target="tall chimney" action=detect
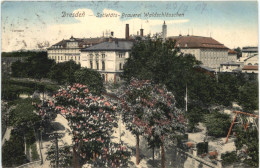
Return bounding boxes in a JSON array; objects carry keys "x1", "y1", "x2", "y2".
[
  {"x1": 111, "y1": 31, "x2": 114, "y2": 37},
  {"x1": 125, "y1": 24, "x2": 129, "y2": 39},
  {"x1": 140, "y1": 28, "x2": 144, "y2": 37}
]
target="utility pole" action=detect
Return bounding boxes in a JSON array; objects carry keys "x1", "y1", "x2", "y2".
[
  {"x1": 185, "y1": 84, "x2": 188, "y2": 112},
  {"x1": 54, "y1": 133, "x2": 59, "y2": 168}
]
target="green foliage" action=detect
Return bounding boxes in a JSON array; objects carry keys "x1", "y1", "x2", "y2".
[
  {"x1": 8, "y1": 98, "x2": 41, "y2": 127},
  {"x1": 46, "y1": 144, "x2": 73, "y2": 167},
  {"x1": 2, "y1": 79, "x2": 59, "y2": 101},
  {"x1": 196, "y1": 142, "x2": 208, "y2": 155},
  {"x1": 186, "y1": 105, "x2": 209, "y2": 132},
  {"x1": 2, "y1": 131, "x2": 28, "y2": 167},
  {"x1": 237, "y1": 81, "x2": 258, "y2": 113},
  {"x1": 221, "y1": 151, "x2": 239, "y2": 166},
  {"x1": 31, "y1": 143, "x2": 40, "y2": 161},
  {"x1": 234, "y1": 128, "x2": 259, "y2": 167},
  {"x1": 204, "y1": 111, "x2": 231, "y2": 138},
  {"x1": 74, "y1": 68, "x2": 104, "y2": 95},
  {"x1": 11, "y1": 52, "x2": 55, "y2": 79},
  {"x1": 48, "y1": 60, "x2": 81, "y2": 84},
  {"x1": 2, "y1": 51, "x2": 42, "y2": 57}
]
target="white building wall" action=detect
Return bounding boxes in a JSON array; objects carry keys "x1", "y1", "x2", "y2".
[{"x1": 81, "y1": 50, "x2": 130, "y2": 83}]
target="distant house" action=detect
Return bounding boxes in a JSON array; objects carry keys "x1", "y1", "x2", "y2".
[
  {"x1": 81, "y1": 39, "x2": 133, "y2": 83},
  {"x1": 168, "y1": 35, "x2": 229, "y2": 69},
  {"x1": 220, "y1": 61, "x2": 241, "y2": 72},
  {"x1": 242, "y1": 65, "x2": 258, "y2": 73}
]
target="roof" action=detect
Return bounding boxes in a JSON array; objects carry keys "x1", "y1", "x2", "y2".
[
  {"x1": 194, "y1": 65, "x2": 216, "y2": 72},
  {"x1": 228, "y1": 49, "x2": 237, "y2": 54},
  {"x1": 168, "y1": 35, "x2": 228, "y2": 49},
  {"x1": 220, "y1": 61, "x2": 240, "y2": 66},
  {"x1": 49, "y1": 36, "x2": 130, "y2": 49},
  {"x1": 242, "y1": 65, "x2": 258, "y2": 71},
  {"x1": 242, "y1": 47, "x2": 258, "y2": 52},
  {"x1": 81, "y1": 40, "x2": 134, "y2": 52}
]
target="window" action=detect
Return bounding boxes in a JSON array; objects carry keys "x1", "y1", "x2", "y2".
[
  {"x1": 248, "y1": 63, "x2": 252, "y2": 65},
  {"x1": 96, "y1": 61, "x2": 99, "y2": 70},
  {"x1": 61, "y1": 56, "x2": 63, "y2": 60},
  {"x1": 119, "y1": 63, "x2": 122, "y2": 70},
  {"x1": 102, "y1": 61, "x2": 105, "y2": 70},
  {"x1": 58, "y1": 56, "x2": 60, "y2": 60},
  {"x1": 79, "y1": 56, "x2": 80, "y2": 60},
  {"x1": 90, "y1": 61, "x2": 93, "y2": 69},
  {"x1": 102, "y1": 54, "x2": 105, "y2": 58}
]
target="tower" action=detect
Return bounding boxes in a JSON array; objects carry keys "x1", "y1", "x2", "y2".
[{"x1": 162, "y1": 21, "x2": 167, "y2": 42}]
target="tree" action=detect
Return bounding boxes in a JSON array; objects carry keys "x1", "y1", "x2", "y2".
[
  {"x1": 237, "y1": 81, "x2": 258, "y2": 113},
  {"x1": 119, "y1": 79, "x2": 186, "y2": 168},
  {"x1": 122, "y1": 39, "x2": 201, "y2": 109},
  {"x1": 37, "y1": 83, "x2": 130, "y2": 167},
  {"x1": 204, "y1": 110, "x2": 231, "y2": 138},
  {"x1": 74, "y1": 68, "x2": 104, "y2": 95},
  {"x1": 48, "y1": 60, "x2": 81, "y2": 85},
  {"x1": 234, "y1": 47, "x2": 242, "y2": 59},
  {"x1": 11, "y1": 52, "x2": 55, "y2": 79},
  {"x1": 234, "y1": 127, "x2": 258, "y2": 167}
]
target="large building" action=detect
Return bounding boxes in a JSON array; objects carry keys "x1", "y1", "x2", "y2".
[
  {"x1": 168, "y1": 35, "x2": 229, "y2": 69},
  {"x1": 47, "y1": 36, "x2": 116, "y2": 64},
  {"x1": 81, "y1": 39, "x2": 133, "y2": 83}
]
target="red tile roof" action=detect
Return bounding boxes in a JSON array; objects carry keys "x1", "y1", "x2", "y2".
[
  {"x1": 242, "y1": 65, "x2": 258, "y2": 70},
  {"x1": 228, "y1": 49, "x2": 237, "y2": 54},
  {"x1": 168, "y1": 36, "x2": 228, "y2": 49}
]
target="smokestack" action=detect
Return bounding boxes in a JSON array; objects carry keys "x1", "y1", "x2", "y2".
[
  {"x1": 111, "y1": 31, "x2": 114, "y2": 37},
  {"x1": 140, "y1": 28, "x2": 144, "y2": 37},
  {"x1": 125, "y1": 24, "x2": 129, "y2": 39}
]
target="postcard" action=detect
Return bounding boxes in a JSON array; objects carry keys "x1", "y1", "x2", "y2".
[{"x1": 1, "y1": 1, "x2": 258, "y2": 168}]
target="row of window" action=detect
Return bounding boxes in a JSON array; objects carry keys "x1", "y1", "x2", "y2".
[
  {"x1": 50, "y1": 56, "x2": 80, "y2": 61},
  {"x1": 89, "y1": 61, "x2": 105, "y2": 70},
  {"x1": 248, "y1": 63, "x2": 258, "y2": 65}
]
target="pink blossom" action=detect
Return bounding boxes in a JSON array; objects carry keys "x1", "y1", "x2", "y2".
[{"x1": 83, "y1": 138, "x2": 88, "y2": 142}]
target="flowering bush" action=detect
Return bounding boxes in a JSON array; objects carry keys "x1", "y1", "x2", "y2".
[
  {"x1": 119, "y1": 78, "x2": 186, "y2": 167},
  {"x1": 37, "y1": 83, "x2": 130, "y2": 167}
]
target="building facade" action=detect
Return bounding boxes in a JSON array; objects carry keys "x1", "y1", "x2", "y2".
[
  {"x1": 168, "y1": 35, "x2": 229, "y2": 69},
  {"x1": 47, "y1": 36, "x2": 115, "y2": 64},
  {"x1": 81, "y1": 40, "x2": 133, "y2": 83}
]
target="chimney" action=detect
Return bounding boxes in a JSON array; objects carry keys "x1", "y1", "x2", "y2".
[
  {"x1": 137, "y1": 31, "x2": 139, "y2": 36},
  {"x1": 125, "y1": 24, "x2": 129, "y2": 39},
  {"x1": 111, "y1": 31, "x2": 114, "y2": 37},
  {"x1": 140, "y1": 28, "x2": 144, "y2": 37}
]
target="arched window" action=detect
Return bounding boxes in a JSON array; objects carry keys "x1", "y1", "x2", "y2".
[
  {"x1": 254, "y1": 63, "x2": 258, "y2": 65},
  {"x1": 248, "y1": 63, "x2": 252, "y2": 65}
]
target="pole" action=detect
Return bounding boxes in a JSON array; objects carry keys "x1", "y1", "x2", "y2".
[
  {"x1": 185, "y1": 84, "x2": 188, "y2": 112},
  {"x1": 55, "y1": 134, "x2": 59, "y2": 168},
  {"x1": 225, "y1": 112, "x2": 238, "y2": 144}
]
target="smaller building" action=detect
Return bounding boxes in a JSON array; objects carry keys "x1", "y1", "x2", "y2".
[
  {"x1": 242, "y1": 65, "x2": 258, "y2": 73},
  {"x1": 241, "y1": 47, "x2": 258, "y2": 58},
  {"x1": 81, "y1": 39, "x2": 133, "y2": 83},
  {"x1": 227, "y1": 49, "x2": 237, "y2": 62},
  {"x1": 220, "y1": 61, "x2": 241, "y2": 72}
]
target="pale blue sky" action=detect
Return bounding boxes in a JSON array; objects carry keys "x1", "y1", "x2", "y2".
[{"x1": 1, "y1": 1, "x2": 258, "y2": 51}]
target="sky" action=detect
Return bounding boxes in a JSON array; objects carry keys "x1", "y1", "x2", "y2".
[{"x1": 1, "y1": 1, "x2": 258, "y2": 52}]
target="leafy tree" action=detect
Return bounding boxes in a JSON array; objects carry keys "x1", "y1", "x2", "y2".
[
  {"x1": 2, "y1": 131, "x2": 28, "y2": 167},
  {"x1": 48, "y1": 60, "x2": 81, "y2": 85},
  {"x1": 38, "y1": 83, "x2": 130, "y2": 167},
  {"x1": 234, "y1": 47, "x2": 242, "y2": 59},
  {"x1": 74, "y1": 68, "x2": 104, "y2": 95},
  {"x1": 119, "y1": 79, "x2": 186, "y2": 168},
  {"x1": 11, "y1": 52, "x2": 55, "y2": 79},
  {"x1": 203, "y1": 111, "x2": 231, "y2": 138},
  {"x1": 237, "y1": 82, "x2": 258, "y2": 113},
  {"x1": 234, "y1": 128, "x2": 258, "y2": 167}
]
